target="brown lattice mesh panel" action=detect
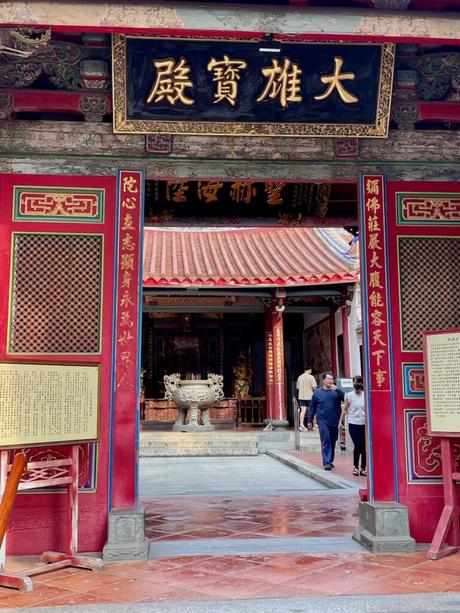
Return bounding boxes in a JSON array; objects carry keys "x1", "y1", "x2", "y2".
[
  {"x1": 399, "y1": 237, "x2": 460, "y2": 351},
  {"x1": 9, "y1": 234, "x2": 103, "y2": 353}
]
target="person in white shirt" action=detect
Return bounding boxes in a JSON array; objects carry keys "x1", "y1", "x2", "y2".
[
  {"x1": 340, "y1": 375, "x2": 366, "y2": 476},
  {"x1": 296, "y1": 367, "x2": 317, "y2": 432}
]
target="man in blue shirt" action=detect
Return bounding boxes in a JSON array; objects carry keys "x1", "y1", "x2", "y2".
[{"x1": 307, "y1": 372, "x2": 344, "y2": 470}]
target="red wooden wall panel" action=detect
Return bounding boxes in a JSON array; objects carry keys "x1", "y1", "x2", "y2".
[{"x1": 0, "y1": 173, "x2": 117, "y2": 554}]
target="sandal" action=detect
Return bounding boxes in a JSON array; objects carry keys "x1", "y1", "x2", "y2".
[
  {"x1": 360, "y1": 469, "x2": 367, "y2": 477},
  {"x1": 353, "y1": 467, "x2": 359, "y2": 476}
]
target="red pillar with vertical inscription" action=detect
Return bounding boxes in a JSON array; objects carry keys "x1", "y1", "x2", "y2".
[
  {"x1": 271, "y1": 309, "x2": 288, "y2": 428},
  {"x1": 264, "y1": 306, "x2": 275, "y2": 424},
  {"x1": 111, "y1": 170, "x2": 144, "y2": 510},
  {"x1": 329, "y1": 311, "x2": 338, "y2": 377},
  {"x1": 359, "y1": 174, "x2": 396, "y2": 502},
  {"x1": 341, "y1": 305, "x2": 352, "y2": 377}
]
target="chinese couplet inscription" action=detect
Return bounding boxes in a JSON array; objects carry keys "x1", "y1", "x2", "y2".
[
  {"x1": 362, "y1": 175, "x2": 391, "y2": 392},
  {"x1": 114, "y1": 171, "x2": 143, "y2": 394}
]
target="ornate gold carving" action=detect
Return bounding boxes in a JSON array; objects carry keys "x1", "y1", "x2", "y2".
[
  {"x1": 79, "y1": 94, "x2": 110, "y2": 122},
  {"x1": 112, "y1": 35, "x2": 395, "y2": 138},
  {"x1": 402, "y1": 197, "x2": 460, "y2": 223},
  {"x1": 18, "y1": 191, "x2": 100, "y2": 218}
]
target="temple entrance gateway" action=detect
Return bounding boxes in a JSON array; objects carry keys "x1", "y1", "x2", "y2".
[
  {"x1": 139, "y1": 223, "x2": 360, "y2": 433},
  {"x1": 0, "y1": 12, "x2": 458, "y2": 562}
]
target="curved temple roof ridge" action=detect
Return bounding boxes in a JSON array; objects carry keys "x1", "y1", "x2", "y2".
[{"x1": 143, "y1": 226, "x2": 359, "y2": 288}]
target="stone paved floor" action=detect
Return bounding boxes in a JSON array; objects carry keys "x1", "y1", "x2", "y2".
[
  {"x1": 144, "y1": 492, "x2": 359, "y2": 541},
  {"x1": 2, "y1": 549, "x2": 460, "y2": 608},
  {"x1": 288, "y1": 448, "x2": 367, "y2": 485},
  {"x1": 1, "y1": 453, "x2": 459, "y2": 609},
  {"x1": 140, "y1": 455, "x2": 328, "y2": 498}
]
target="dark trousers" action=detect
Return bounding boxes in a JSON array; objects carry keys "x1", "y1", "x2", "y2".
[
  {"x1": 318, "y1": 421, "x2": 339, "y2": 466},
  {"x1": 349, "y1": 423, "x2": 366, "y2": 469}
]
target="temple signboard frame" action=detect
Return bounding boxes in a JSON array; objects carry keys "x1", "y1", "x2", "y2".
[
  {"x1": 112, "y1": 34, "x2": 395, "y2": 138},
  {"x1": 423, "y1": 328, "x2": 460, "y2": 560},
  {"x1": 423, "y1": 328, "x2": 460, "y2": 438},
  {"x1": 0, "y1": 361, "x2": 100, "y2": 449}
]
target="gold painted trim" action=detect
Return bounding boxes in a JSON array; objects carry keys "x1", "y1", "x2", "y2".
[
  {"x1": 395, "y1": 190, "x2": 460, "y2": 226},
  {"x1": 7, "y1": 231, "x2": 105, "y2": 356},
  {"x1": 12, "y1": 185, "x2": 106, "y2": 224},
  {"x1": 112, "y1": 34, "x2": 395, "y2": 139}
]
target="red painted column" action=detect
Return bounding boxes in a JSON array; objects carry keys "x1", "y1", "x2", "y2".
[
  {"x1": 264, "y1": 306, "x2": 275, "y2": 423},
  {"x1": 341, "y1": 305, "x2": 352, "y2": 377},
  {"x1": 271, "y1": 308, "x2": 288, "y2": 428},
  {"x1": 111, "y1": 170, "x2": 144, "y2": 510},
  {"x1": 360, "y1": 174, "x2": 396, "y2": 502},
  {"x1": 329, "y1": 311, "x2": 338, "y2": 376}
]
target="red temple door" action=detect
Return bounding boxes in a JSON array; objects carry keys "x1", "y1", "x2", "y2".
[
  {"x1": 360, "y1": 175, "x2": 460, "y2": 545},
  {"x1": 0, "y1": 172, "x2": 143, "y2": 554}
]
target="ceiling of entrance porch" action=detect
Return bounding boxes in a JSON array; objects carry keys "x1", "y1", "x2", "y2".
[{"x1": 143, "y1": 226, "x2": 358, "y2": 288}]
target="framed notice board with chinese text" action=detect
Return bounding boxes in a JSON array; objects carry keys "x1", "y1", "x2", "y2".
[
  {"x1": 112, "y1": 35, "x2": 395, "y2": 138},
  {"x1": 0, "y1": 361, "x2": 100, "y2": 449},
  {"x1": 423, "y1": 329, "x2": 460, "y2": 437}
]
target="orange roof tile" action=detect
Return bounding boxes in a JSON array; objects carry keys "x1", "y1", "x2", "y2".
[{"x1": 143, "y1": 227, "x2": 358, "y2": 287}]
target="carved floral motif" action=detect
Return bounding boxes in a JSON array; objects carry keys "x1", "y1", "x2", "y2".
[
  {"x1": 406, "y1": 411, "x2": 460, "y2": 481},
  {"x1": 17, "y1": 189, "x2": 102, "y2": 220},
  {"x1": 79, "y1": 94, "x2": 110, "y2": 122}
]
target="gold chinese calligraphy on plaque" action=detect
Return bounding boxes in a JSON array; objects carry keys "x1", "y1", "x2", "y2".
[{"x1": 113, "y1": 35, "x2": 395, "y2": 138}]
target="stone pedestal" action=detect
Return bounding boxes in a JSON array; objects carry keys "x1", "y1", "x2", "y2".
[
  {"x1": 258, "y1": 429, "x2": 293, "y2": 452},
  {"x1": 103, "y1": 508, "x2": 149, "y2": 561},
  {"x1": 172, "y1": 423, "x2": 214, "y2": 432},
  {"x1": 353, "y1": 501, "x2": 416, "y2": 553},
  {"x1": 263, "y1": 418, "x2": 289, "y2": 430}
]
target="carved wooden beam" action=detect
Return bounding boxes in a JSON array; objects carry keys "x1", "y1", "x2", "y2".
[{"x1": 0, "y1": 89, "x2": 111, "y2": 121}]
